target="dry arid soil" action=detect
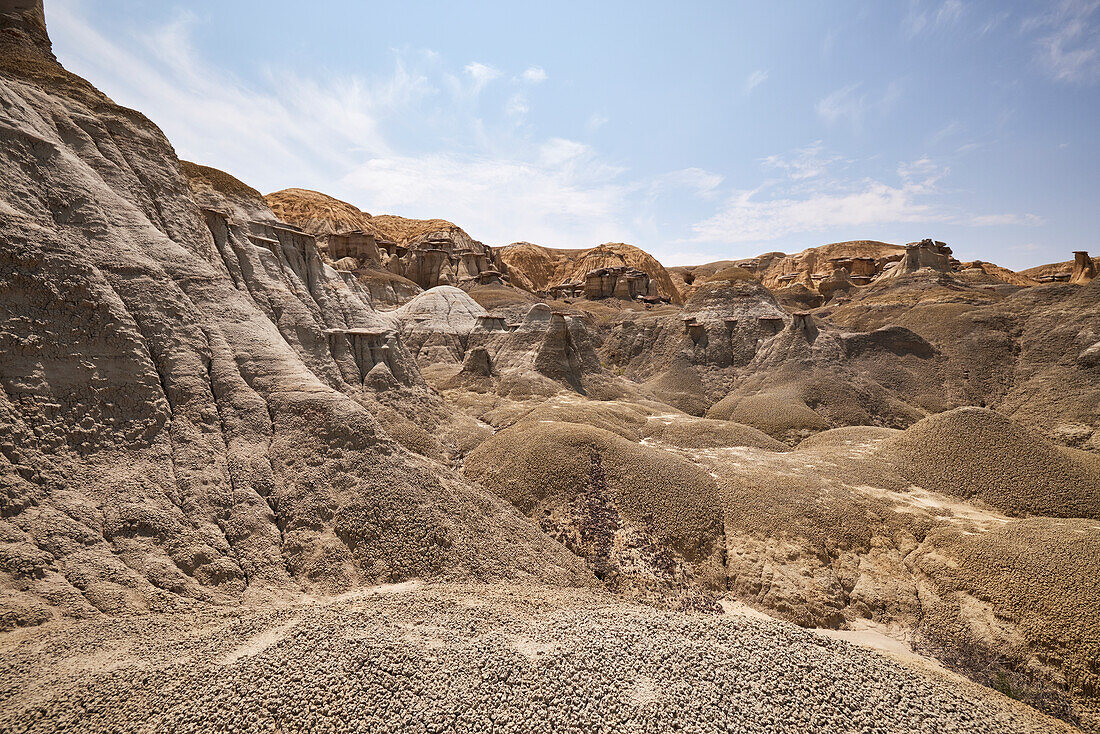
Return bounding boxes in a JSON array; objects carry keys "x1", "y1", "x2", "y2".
[{"x1": 1, "y1": 2, "x2": 1099, "y2": 733}]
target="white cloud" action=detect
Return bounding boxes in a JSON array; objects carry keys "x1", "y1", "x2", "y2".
[
  {"x1": 46, "y1": 0, "x2": 650, "y2": 249},
  {"x1": 1024, "y1": 0, "x2": 1100, "y2": 83},
  {"x1": 897, "y1": 156, "x2": 948, "y2": 193},
  {"x1": 339, "y1": 150, "x2": 630, "y2": 247},
  {"x1": 48, "y1": 2, "x2": 412, "y2": 181},
  {"x1": 692, "y1": 183, "x2": 937, "y2": 244},
  {"x1": 464, "y1": 61, "x2": 502, "y2": 93},
  {"x1": 649, "y1": 168, "x2": 724, "y2": 200},
  {"x1": 505, "y1": 93, "x2": 529, "y2": 120},
  {"x1": 745, "y1": 69, "x2": 769, "y2": 93},
  {"x1": 521, "y1": 66, "x2": 548, "y2": 83},
  {"x1": 687, "y1": 144, "x2": 1039, "y2": 245}
]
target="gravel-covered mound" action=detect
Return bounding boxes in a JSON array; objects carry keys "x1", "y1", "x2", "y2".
[
  {"x1": 884, "y1": 407, "x2": 1100, "y2": 518},
  {"x1": 915, "y1": 517, "x2": 1100, "y2": 719},
  {"x1": 464, "y1": 421, "x2": 725, "y2": 602},
  {"x1": 465, "y1": 421, "x2": 721, "y2": 555},
  {"x1": 794, "y1": 425, "x2": 902, "y2": 450},
  {"x1": 483, "y1": 397, "x2": 654, "y2": 440},
  {"x1": 642, "y1": 415, "x2": 788, "y2": 451},
  {"x1": 0, "y1": 584, "x2": 1072, "y2": 734},
  {"x1": 707, "y1": 387, "x2": 832, "y2": 443}
]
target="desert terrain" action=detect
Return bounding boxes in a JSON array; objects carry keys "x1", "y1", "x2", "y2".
[{"x1": 1, "y1": 2, "x2": 1099, "y2": 732}]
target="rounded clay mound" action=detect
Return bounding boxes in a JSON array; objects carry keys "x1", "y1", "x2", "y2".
[
  {"x1": 707, "y1": 388, "x2": 831, "y2": 444},
  {"x1": 884, "y1": 407, "x2": 1100, "y2": 519},
  {"x1": 508, "y1": 399, "x2": 653, "y2": 441},
  {"x1": 464, "y1": 420, "x2": 722, "y2": 561},
  {"x1": 795, "y1": 425, "x2": 901, "y2": 451},
  {"x1": 642, "y1": 416, "x2": 787, "y2": 451},
  {"x1": 394, "y1": 285, "x2": 488, "y2": 333}
]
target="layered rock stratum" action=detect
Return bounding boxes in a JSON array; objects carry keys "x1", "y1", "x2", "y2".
[{"x1": 2, "y1": 2, "x2": 1099, "y2": 732}]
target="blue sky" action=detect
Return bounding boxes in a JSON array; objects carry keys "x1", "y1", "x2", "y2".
[{"x1": 48, "y1": 0, "x2": 1100, "y2": 269}]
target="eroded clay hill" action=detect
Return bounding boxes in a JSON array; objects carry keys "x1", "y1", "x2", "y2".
[
  {"x1": 3, "y1": 2, "x2": 1100, "y2": 732},
  {"x1": 498, "y1": 241, "x2": 683, "y2": 304},
  {"x1": 0, "y1": 0, "x2": 591, "y2": 631},
  {"x1": 265, "y1": 187, "x2": 504, "y2": 299}
]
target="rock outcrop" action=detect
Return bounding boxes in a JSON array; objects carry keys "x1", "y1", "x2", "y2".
[
  {"x1": 499, "y1": 241, "x2": 682, "y2": 304},
  {"x1": 5, "y1": 3, "x2": 1100, "y2": 730},
  {"x1": 1021, "y1": 251, "x2": 1100, "y2": 284},
  {"x1": 874, "y1": 239, "x2": 956, "y2": 280},
  {"x1": 266, "y1": 188, "x2": 505, "y2": 294},
  {"x1": 1071, "y1": 250, "x2": 1097, "y2": 285},
  {"x1": 0, "y1": 2, "x2": 591, "y2": 629},
  {"x1": 671, "y1": 242, "x2": 905, "y2": 297}
]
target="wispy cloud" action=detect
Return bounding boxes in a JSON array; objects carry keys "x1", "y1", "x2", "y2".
[
  {"x1": 815, "y1": 82, "x2": 901, "y2": 130},
  {"x1": 745, "y1": 69, "x2": 769, "y2": 94},
  {"x1": 969, "y1": 213, "x2": 1044, "y2": 226},
  {"x1": 47, "y1": 1, "x2": 651, "y2": 249},
  {"x1": 505, "y1": 93, "x2": 529, "y2": 120},
  {"x1": 691, "y1": 183, "x2": 937, "y2": 244},
  {"x1": 926, "y1": 120, "x2": 962, "y2": 146},
  {"x1": 688, "y1": 144, "x2": 1041, "y2": 245},
  {"x1": 464, "y1": 61, "x2": 502, "y2": 93},
  {"x1": 585, "y1": 112, "x2": 609, "y2": 132},
  {"x1": 762, "y1": 141, "x2": 843, "y2": 181},
  {"x1": 1023, "y1": 0, "x2": 1100, "y2": 83},
  {"x1": 904, "y1": 0, "x2": 964, "y2": 36},
  {"x1": 521, "y1": 66, "x2": 548, "y2": 83},
  {"x1": 340, "y1": 144, "x2": 632, "y2": 247}
]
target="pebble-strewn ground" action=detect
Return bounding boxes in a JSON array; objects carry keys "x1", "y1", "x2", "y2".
[{"x1": 0, "y1": 583, "x2": 1072, "y2": 734}]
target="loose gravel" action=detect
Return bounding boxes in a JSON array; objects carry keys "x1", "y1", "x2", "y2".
[{"x1": 0, "y1": 583, "x2": 1071, "y2": 734}]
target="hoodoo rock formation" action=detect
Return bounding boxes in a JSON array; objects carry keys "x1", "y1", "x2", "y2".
[
  {"x1": 3, "y1": 3, "x2": 1100, "y2": 732},
  {"x1": 1072, "y1": 250, "x2": 1097, "y2": 285},
  {"x1": 875, "y1": 238, "x2": 957, "y2": 279}
]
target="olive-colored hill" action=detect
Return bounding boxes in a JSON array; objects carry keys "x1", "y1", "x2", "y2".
[
  {"x1": 883, "y1": 407, "x2": 1100, "y2": 519},
  {"x1": 464, "y1": 419, "x2": 724, "y2": 606}
]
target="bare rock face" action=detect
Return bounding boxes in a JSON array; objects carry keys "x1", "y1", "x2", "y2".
[
  {"x1": 816, "y1": 266, "x2": 855, "y2": 300},
  {"x1": 460, "y1": 347, "x2": 494, "y2": 377},
  {"x1": 0, "y1": 6, "x2": 592, "y2": 629},
  {"x1": 673, "y1": 242, "x2": 904, "y2": 296},
  {"x1": 266, "y1": 188, "x2": 508, "y2": 296},
  {"x1": 389, "y1": 286, "x2": 489, "y2": 367},
  {"x1": 476, "y1": 305, "x2": 615, "y2": 398},
  {"x1": 600, "y1": 275, "x2": 790, "y2": 410},
  {"x1": 262, "y1": 187, "x2": 422, "y2": 306},
  {"x1": 499, "y1": 241, "x2": 682, "y2": 304},
  {"x1": 1022, "y1": 251, "x2": 1100, "y2": 284}
]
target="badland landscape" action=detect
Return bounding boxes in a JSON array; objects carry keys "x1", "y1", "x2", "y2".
[{"x1": 1, "y1": 1, "x2": 1099, "y2": 732}]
